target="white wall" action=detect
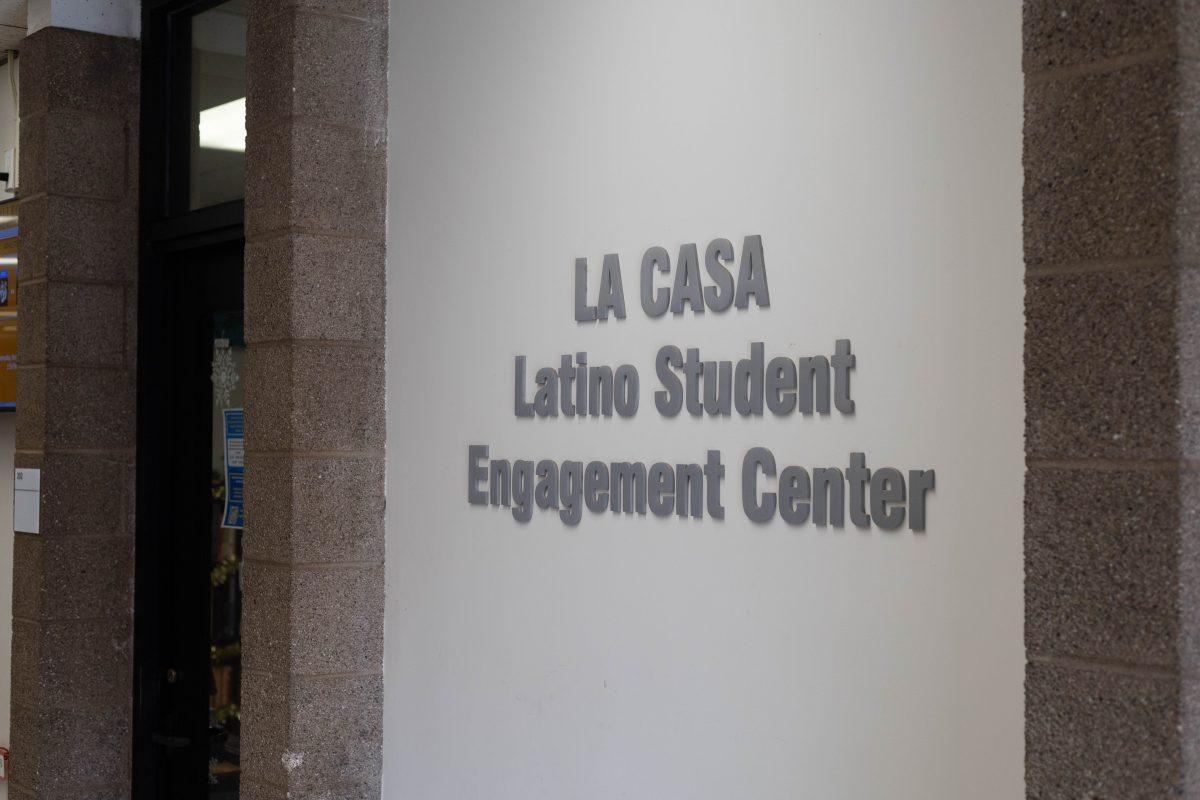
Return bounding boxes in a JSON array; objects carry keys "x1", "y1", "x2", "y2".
[
  {"x1": 27, "y1": 0, "x2": 140, "y2": 39},
  {"x1": 0, "y1": 48, "x2": 15, "y2": 800},
  {"x1": 0, "y1": 413, "x2": 13, "y2": 796},
  {"x1": 385, "y1": 2, "x2": 1023, "y2": 798},
  {"x1": 0, "y1": 58, "x2": 17, "y2": 202}
]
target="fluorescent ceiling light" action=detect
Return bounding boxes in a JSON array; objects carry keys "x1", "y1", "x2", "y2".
[
  {"x1": 199, "y1": 97, "x2": 246, "y2": 153},
  {"x1": 0, "y1": 257, "x2": 18, "y2": 266}
]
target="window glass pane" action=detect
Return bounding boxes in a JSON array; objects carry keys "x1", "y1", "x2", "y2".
[
  {"x1": 209, "y1": 310, "x2": 244, "y2": 795},
  {"x1": 190, "y1": 0, "x2": 247, "y2": 210},
  {"x1": 0, "y1": 199, "x2": 17, "y2": 410}
]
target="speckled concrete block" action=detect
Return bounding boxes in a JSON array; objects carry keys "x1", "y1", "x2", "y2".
[
  {"x1": 241, "y1": 672, "x2": 383, "y2": 795},
  {"x1": 16, "y1": 281, "x2": 127, "y2": 368},
  {"x1": 1026, "y1": 661, "x2": 1182, "y2": 798},
  {"x1": 237, "y1": 780, "x2": 290, "y2": 800},
  {"x1": 8, "y1": 701, "x2": 132, "y2": 794},
  {"x1": 245, "y1": 119, "x2": 386, "y2": 240},
  {"x1": 23, "y1": 617, "x2": 133, "y2": 711},
  {"x1": 1025, "y1": 267, "x2": 1178, "y2": 460},
  {"x1": 11, "y1": 536, "x2": 41, "y2": 621},
  {"x1": 1024, "y1": 0, "x2": 1176, "y2": 73},
  {"x1": 21, "y1": 366, "x2": 135, "y2": 452},
  {"x1": 1177, "y1": 474, "x2": 1200, "y2": 674},
  {"x1": 243, "y1": 3, "x2": 387, "y2": 795},
  {"x1": 1023, "y1": 1, "x2": 1200, "y2": 796},
  {"x1": 12, "y1": 534, "x2": 133, "y2": 622},
  {"x1": 1179, "y1": 62, "x2": 1200, "y2": 263},
  {"x1": 36, "y1": 451, "x2": 135, "y2": 540},
  {"x1": 18, "y1": 26, "x2": 138, "y2": 118},
  {"x1": 19, "y1": 111, "x2": 130, "y2": 201},
  {"x1": 245, "y1": 341, "x2": 385, "y2": 452},
  {"x1": 246, "y1": 6, "x2": 386, "y2": 132},
  {"x1": 18, "y1": 194, "x2": 138, "y2": 283},
  {"x1": 245, "y1": 234, "x2": 385, "y2": 344},
  {"x1": 254, "y1": 0, "x2": 388, "y2": 19},
  {"x1": 1181, "y1": 677, "x2": 1200, "y2": 797},
  {"x1": 10, "y1": 25, "x2": 139, "y2": 800},
  {"x1": 1175, "y1": 269, "x2": 1200, "y2": 459},
  {"x1": 243, "y1": 453, "x2": 385, "y2": 564},
  {"x1": 1024, "y1": 59, "x2": 1178, "y2": 268},
  {"x1": 240, "y1": 778, "x2": 376, "y2": 800},
  {"x1": 242, "y1": 561, "x2": 384, "y2": 676},
  {"x1": 1025, "y1": 468, "x2": 1179, "y2": 665}
]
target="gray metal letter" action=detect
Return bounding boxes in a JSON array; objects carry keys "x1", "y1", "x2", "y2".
[
  {"x1": 535, "y1": 460, "x2": 559, "y2": 509},
  {"x1": 514, "y1": 356, "x2": 534, "y2": 417},
  {"x1": 778, "y1": 466, "x2": 811, "y2": 525},
  {"x1": 870, "y1": 468, "x2": 906, "y2": 531},
  {"x1": 798, "y1": 356, "x2": 830, "y2": 415},
  {"x1": 832, "y1": 339, "x2": 856, "y2": 414},
  {"x1": 670, "y1": 243, "x2": 704, "y2": 315},
  {"x1": 734, "y1": 342, "x2": 765, "y2": 416},
  {"x1": 676, "y1": 463, "x2": 704, "y2": 518},
  {"x1": 655, "y1": 346, "x2": 684, "y2": 417},
  {"x1": 703, "y1": 238, "x2": 735, "y2": 311},
  {"x1": 585, "y1": 461, "x2": 610, "y2": 512},
  {"x1": 734, "y1": 234, "x2": 770, "y2": 309},
  {"x1": 468, "y1": 445, "x2": 489, "y2": 505},
  {"x1": 648, "y1": 462, "x2": 675, "y2": 517},
  {"x1": 812, "y1": 467, "x2": 845, "y2": 527},
  {"x1": 611, "y1": 462, "x2": 648, "y2": 514},
  {"x1": 588, "y1": 365, "x2": 614, "y2": 417},
  {"x1": 683, "y1": 347, "x2": 703, "y2": 416},
  {"x1": 704, "y1": 449, "x2": 726, "y2": 519},
  {"x1": 512, "y1": 460, "x2": 535, "y2": 522},
  {"x1": 614, "y1": 365, "x2": 640, "y2": 417},
  {"x1": 559, "y1": 354, "x2": 576, "y2": 417},
  {"x1": 640, "y1": 246, "x2": 671, "y2": 317},
  {"x1": 597, "y1": 253, "x2": 627, "y2": 320},
  {"x1": 534, "y1": 367, "x2": 558, "y2": 417},
  {"x1": 575, "y1": 257, "x2": 597, "y2": 322},
  {"x1": 702, "y1": 361, "x2": 733, "y2": 416},
  {"x1": 742, "y1": 447, "x2": 776, "y2": 523},
  {"x1": 559, "y1": 461, "x2": 584, "y2": 525},
  {"x1": 847, "y1": 452, "x2": 871, "y2": 528},
  {"x1": 908, "y1": 470, "x2": 935, "y2": 532},
  {"x1": 765, "y1": 356, "x2": 797, "y2": 415}
]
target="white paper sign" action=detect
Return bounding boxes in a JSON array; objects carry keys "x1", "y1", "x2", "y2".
[{"x1": 14, "y1": 467, "x2": 39, "y2": 534}]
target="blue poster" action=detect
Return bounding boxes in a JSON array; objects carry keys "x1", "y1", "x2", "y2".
[{"x1": 222, "y1": 408, "x2": 245, "y2": 529}]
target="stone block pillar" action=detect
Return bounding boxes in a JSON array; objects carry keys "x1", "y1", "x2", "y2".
[
  {"x1": 8, "y1": 26, "x2": 139, "y2": 800},
  {"x1": 240, "y1": 1, "x2": 388, "y2": 798},
  {"x1": 1023, "y1": 1, "x2": 1200, "y2": 795}
]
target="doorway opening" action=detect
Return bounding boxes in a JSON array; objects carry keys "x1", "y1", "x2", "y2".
[{"x1": 135, "y1": 1, "x2": 247, "y2": 797}]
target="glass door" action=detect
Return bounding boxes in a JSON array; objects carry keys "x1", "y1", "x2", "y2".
[
  {"x1": 206, "y1": 308, "x2": 245, "y2": 792},
  {"x1": 136, "y1": 1, "x2": 247, "y2": 795},
  {"x1": 135, "y1": 243, "x2": 244, "y2": 799}
]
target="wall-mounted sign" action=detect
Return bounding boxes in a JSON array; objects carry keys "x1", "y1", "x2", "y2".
[
  {"x1": 14, "y1": 467, "x2": 38, "y2": 534},
  {"x1": 468, "y1": 236, "x2": 935, "y2": 530},
  {"x1": 222, "y1": 408, "x2": 245, "y2": 529}
]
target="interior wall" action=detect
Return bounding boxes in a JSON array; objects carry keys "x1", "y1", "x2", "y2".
[
  {"x1": 0, "y1": 412, "x2": 13, "y2": 796},
  {"x1": 385, "y1": 1, "x2": 1023, "y2": 797},
  {"x1": 27, "y1": 0, "x2": 140, "y2": 39},
  {"x1": 0, "y1": 58, "x2": 17, "y2": 202},
  {"x1": 0, "y1": 54, "x2": 15, "y2": 800}
]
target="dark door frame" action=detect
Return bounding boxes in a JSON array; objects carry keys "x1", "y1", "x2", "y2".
[{"x1": 134, "y1": 0, "x2": 245, "y2": 796}]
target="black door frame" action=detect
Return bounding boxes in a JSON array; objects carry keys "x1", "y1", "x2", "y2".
[{"x1": 135, "y1": 0, "x2": 245, "y2": 796}]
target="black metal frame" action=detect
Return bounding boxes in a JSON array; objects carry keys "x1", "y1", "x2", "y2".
[
  {"x1": 140, "y1": 0, "x2": 244, "y2": 236},
  {"x1": 135, "y1": 1, "x2": 245, "y2": 796}
]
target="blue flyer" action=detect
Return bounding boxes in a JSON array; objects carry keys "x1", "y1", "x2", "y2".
[{"x1": 222, "y1": 408, "x2": 245, "y2": 529}]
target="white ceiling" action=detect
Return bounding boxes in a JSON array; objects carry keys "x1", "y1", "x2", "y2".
[{"x1": 0, "y1": 1, "x2": 25, "y2": 54}]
